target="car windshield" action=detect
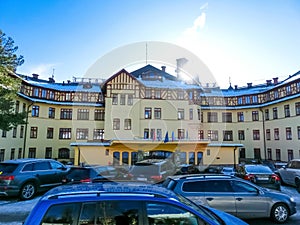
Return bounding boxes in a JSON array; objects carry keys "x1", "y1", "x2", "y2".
[
  {"x1": 0, "y1": 163, "x2": 18, "y2": 174},
  {"x1": 246, "y1": 165, "x2": 272, "y2": 173},
  {"x1": 175, "y1": 193, "x2": 223, "y2": 225}
]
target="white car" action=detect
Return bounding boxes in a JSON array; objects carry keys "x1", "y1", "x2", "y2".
[
  {"x1": 221, "y1": 167, "x2": 236, "y2": 176},
  {"x1": 276, "y1": 159, "x2": 300, "y2": 192}
]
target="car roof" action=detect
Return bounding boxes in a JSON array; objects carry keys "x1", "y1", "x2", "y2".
[
  {"x1": 169, "y1": 174, "x2": 234, "y2": 181},
  {"x1": 2, "y1": 158, "x2": 54, "y2": 164},
  {"x1": 42, "y1": 182, "x2": 178, "y2": 200}
]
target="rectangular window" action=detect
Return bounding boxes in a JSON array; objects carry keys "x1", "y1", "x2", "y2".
[
  {"x1": 145, "y1": 89, "x2": 152, "y2": 98},
  {"x1": 178, "y1": 109, "x2": 184, "y2": 120},
  {"x1": 286, "y1": 127, "x2": 292, "y2": 140},
  {"x1": 124, "y1": 119, "x2": 131, "y2": 130},
  {"x1": 223, "y1": 130, "x2": 233, "y2": 141},
  {"x1": 22, "y1": 103, "x2": 26, "y2": 112},
  {"x1": 276, "y1": 149, "x2": 281, "y2": 161},
  {"x1": 199, "y1": 130, "x2": 204, "y2": 140},
  {"x1": 177, "y1": 91, "x2": 184, "y2": 99},
  {"x1": 238, "y1": 130, "x2": 245, "y2": 140},
  {"x1": 76, "y1": 128, "x2": 88, "y2": 140},
  {"x1": 288, "y1": 149, "x2": 294, "y2": 161},
  {"x1": 284, "y1": 105, "x2": 290, "y2": 117},
  {"x1": 49, "y1": 107, "x2": 55, "y2": 119},
  {"x1": 77, "y1": 109, "x2": 89, "y2": 120},
  {"x1": 127, "y1": 94, "x2": 133, "y2": 105},
  {"x1": 12, "y1": 127, "x2": 17, "y2": 138},
  {"x1": 60, "y1": 109, "x2": 72, "y2": 120},
  {"x1": 189, "y1": 109, "x2": 193, "y2": 120},
  {"x1": 94, "y1": 109, "x2": 105, "y2": 121},
  {"x1": 155, "y1": 90, "x2": 161, "y2": 99},
  {"x1": 198, "y1": 110, "x2": 202, "y2": 121},
  {"x1": 93, "y1": 129, "x2": 104, "y2": 140},
  {"x1": 120, "y1": 94, "x2": 126, "y2": 105},
  {"x1": 113, "y1": 118, "x2": 120, "y2": 130},
  {"x1": 28, "y1": 148, "x2": 36, "y2": 158},
  {"x1": 2, "y1": 130, "x2": 6, "y2": 138},
  {"x1": 266, "y1": 129, "x2": 271, "y2": 140},
  {"x1": 265, "y1": 109, "x2": 269, "y2": 120},
  {"x1": 295, "y1": 102, "x2": 300, "y2": 116},
  {"x1": 32, "y1": 105, "x2": 39, "y2": 117},
  {"x1": 145, "y1": 108, "x2": 152, "y2": 119},
  {"x1": 18, "y1": 148, "x2": 22, "y2": 159},
  {"x1": 267, "y1": 148, "x2": 272, "y2": 160},
  {"x1": 45, "y1": 147, "x2": 52, "y2": 159},
  {"x1": 15, "y1": 101, "x2": 20, "y2": 113},
  {"x1": 208, "y1": 112, "x2": 218, "y2": 122},
  {"x1": 20, "y1": 126, "x2": 24, "y2": 138},
  {"x1": 178, "y1": 129, "x2": 185, "y2": 140},
  {"x1": 154, "y1": 108, "x2": 161, "y2": 119},
  {"x1": 30, "y1": 127, "x2": 38, "y2": 138},
  {"x1": 222, "y1": 112, "x2": 232, "y2": 122},
  {"x1": 254, "y1": 148, "x2": 261, "y2": 160},
  {"x1": 157, "y1": 129, "x2": 162, "y2": 141},
  {"x1": 47, "y1": 127, "x2": 54, "y2": 139},
  {"x1": 274, "y1": 128, "x2": 279, "y2": 140},
  {"x1": 252, "y1": 111, "x2": 259, "y2": 121},
  {"x1": 253, "y1": 130, "x2": 260, "y2": 140},
  {"x1": 144, "y1": 128, "x2": 149, "y2": 139},
  {"x1": 208, "y1": 130, "x2": 218, "y2": 141},
  {"x1": 273, "y1": 107, "x2": 278, "y2": 119},
  {"x1": 150, "y1": 129, "x2": 155, "y2": 140},
  {"x1": 112, "y1": 94, "x2": 118, "y2": 105},
  {"x1": 0, "y1": 149, "x2": 4, "y2": 161},
  {"x1": 237, "y1": 112, "x2": 244, "y2": 122},
  {"x1": 10, "y1": 148, "x2": 15, "y2": 160},
  {"x1": 59, "y1": 128, "x2": 72, "y2": 139}
]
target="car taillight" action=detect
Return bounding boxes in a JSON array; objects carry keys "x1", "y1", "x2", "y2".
[
  {"x1": 151, "y1": 175, "x2": 163, "y2": 181},
  {"x1": 271, "y1": 174, "x2": 280, "y2": 181},
  {"x1": 244, "y1": 174, "x2": 255, "y2": 181},
  {"x1": 0, "y1": 175, "x2": 15, "y2": 181},
  {"x1": 80, "y1": 178, "x2": 92, "y2": 183},
  {"x1": 127, "y1": 173, "x2": 133, "y2": 179}
]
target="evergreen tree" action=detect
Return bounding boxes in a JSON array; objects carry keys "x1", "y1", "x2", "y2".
[{"x1": 0, "y1": 30, "x2": 27, "y2": 131}]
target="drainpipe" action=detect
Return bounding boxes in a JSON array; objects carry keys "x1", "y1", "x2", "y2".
[
  {"x1": 259, "y1": 108, "x2": 267, "y2": 160},
  {"x1": 22, "y1": 102, "x2": 34, "y2": 158},
  {"x1": 233, "y1": 147, "x2": 237, "y2": 169}
]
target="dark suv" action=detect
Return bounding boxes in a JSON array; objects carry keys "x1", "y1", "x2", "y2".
[
  {"x1": 162, "y1": 174, "x2": 296, "y2": 223},
  {"x1": 23, "y1": 182, "x2": 248, "y2": 225},
  {"x1": 129, "y1": 159, "x2": 176, "y2": 183},
  {"x1": 0, "y1": 158, "x2": 68, "y2": 200}
]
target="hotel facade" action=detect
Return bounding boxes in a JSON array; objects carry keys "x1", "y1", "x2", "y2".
[{"x1": 1, "y1": 65, "x2": 299, "y2": 167}]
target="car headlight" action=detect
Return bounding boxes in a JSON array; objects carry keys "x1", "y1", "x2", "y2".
[{"x1": 290, "y1": 197, "x2": 295, "y2": 202}]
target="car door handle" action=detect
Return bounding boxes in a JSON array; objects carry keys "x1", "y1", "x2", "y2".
[
  {"x1": 206, "y1": 197, "x2": 214, "y2": 201},
  {"x1": 236, "y1": 198, "x2": 243, "y2": 201}
]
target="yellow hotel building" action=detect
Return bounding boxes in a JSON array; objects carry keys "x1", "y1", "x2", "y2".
[{"x1": 1, "y1": 65, "x2": 299, "y2": 168}]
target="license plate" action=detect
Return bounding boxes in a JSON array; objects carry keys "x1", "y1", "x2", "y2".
[
  {"x1": 257, "y1": 176, "x2": 269, "y2": 180},
  {"x1": 137, "y1": 177, "x2": 147, "y2": 181}
]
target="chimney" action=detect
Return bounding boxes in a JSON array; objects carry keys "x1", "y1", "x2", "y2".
[
  {"x1": 247, "y1": 83, "x2": 252, "y2": 88},
  {"x1": 32, "y1": 73, "x2": 39, "y2": 79},
  {"x1": 266, "y1": 80, "x2": 272, "y2": 86},
  {"x1": 273, "y1": 77, "x2": 278, "y2": 84},
  {"x1": 161, "y1": 66, "x2": 166, "y2": 72},
  {"x1": 67, "y1": 80, "x2": 71, "y2": 84},
  {"x1": 48, "y1": 77, "x2": 55, "y2": 83},
  {"x1": 235, "y1": 85, "x2": 238, "y2": 90}
]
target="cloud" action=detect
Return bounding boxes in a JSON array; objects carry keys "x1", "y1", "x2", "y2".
[{"x1": 18, "y1": 63, "x2": 59, "y2": 79}]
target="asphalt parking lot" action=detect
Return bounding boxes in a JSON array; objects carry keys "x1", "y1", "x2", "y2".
[{"x1": 0, "y1": 184, "x2": 299, "y2": 225}]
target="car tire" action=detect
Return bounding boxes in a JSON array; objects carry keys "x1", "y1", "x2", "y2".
[
  {"x1": 271, "y1": 203, "x2": 289, "y2": 223},
  {"x1": 20, "y1": 182, "x2": 36, "y2": 200}
]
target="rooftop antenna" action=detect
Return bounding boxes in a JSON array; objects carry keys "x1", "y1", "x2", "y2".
[
  {"x1": 145, "y1": 42, "x2": 148, "y2": 65},
  {"x1": 52, "y1": 68, "x2": 55, "y2": 79}
]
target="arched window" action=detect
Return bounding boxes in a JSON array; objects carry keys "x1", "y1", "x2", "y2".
[{"x1": 58, "y1": 148, "x2": 70, "y2": 159}]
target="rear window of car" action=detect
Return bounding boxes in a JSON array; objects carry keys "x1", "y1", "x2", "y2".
[
  {"x1": 68, "y1": 168, "x2": 90, "y2": 178},
  {"x1": 0, "y1": 163, "x2": 18, "y2": 174},
  {"x1": 130, "y1": 164, "x2": 159, "y2": 175},
  {"x1": 182, "y1": 180, "x2": 233, "y2": 192},
  {"x1": 246, "y1": 165, "x2": 272, "y2": 173}
]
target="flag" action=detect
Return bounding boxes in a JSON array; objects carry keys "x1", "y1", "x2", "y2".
[
  {"x1": 164, "y1": 132, "x2": 169, "y2": 143},
  {"x1": 171, "y1": 131, "x2": 175, "y2": 141}
]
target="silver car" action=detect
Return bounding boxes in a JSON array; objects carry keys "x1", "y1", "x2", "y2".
[
  {"x1": 162, "y1": 174, "x2": 296, "y2": 223},
  {"x1": 276, "y1": 159, "x2": 300, "y2": 191}
]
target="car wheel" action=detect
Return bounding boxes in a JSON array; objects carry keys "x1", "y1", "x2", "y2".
[
  {"x1": 271, "y1": 203, "x2": 289, "y2": 223},
  {"x1": 20, "y1": 182, "x2": 36, "y2": 200}
]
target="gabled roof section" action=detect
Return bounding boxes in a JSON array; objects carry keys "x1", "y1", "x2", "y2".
[{"x1": 130, "y1": 64, "x2": 201, "y2": 90}]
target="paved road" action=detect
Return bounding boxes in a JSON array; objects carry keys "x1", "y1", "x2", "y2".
[{"x1": 0, "y1": 185, "x2": 299, "y2": 225}]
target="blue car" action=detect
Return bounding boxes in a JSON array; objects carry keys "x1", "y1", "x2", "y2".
[{"x1": 24, "y1": 182, "x2": 248, "y2": 225}]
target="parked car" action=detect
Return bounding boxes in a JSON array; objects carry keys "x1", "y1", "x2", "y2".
[
  {"x1": 175, "y1": 164, "x2": 200, "y2": 175},
  {"x1": 162, "y1": 174, "x2": 296, "y2": 223},
  {"x1": 221, "y1": 167, "x2": 236, "y2": 176},
  {"x1": 62, "y1": 165, "x2": 129, "y2": 184},
  {"x1": 23, "y1": 182, "x2": 248, "y2": 225},
  {"x1": 0, "y1": 158, "x2": 68, "y2": 200},
  {"x1": 276, "y1": 159, "x2": 300, "y2": 191},
  {"x1": 129, "y1": 159, "x2": 176, "y2": 183},
  {"x1": 201, "y1": 166, "x2": 222, "y2": 174},
  {"x1": 236, "y1": 164, "x2": 281, "y2": 190}
]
